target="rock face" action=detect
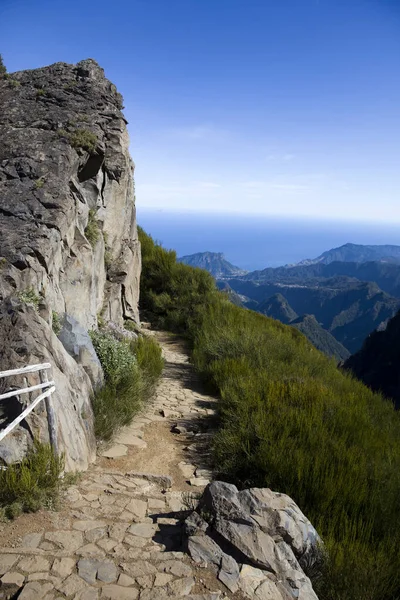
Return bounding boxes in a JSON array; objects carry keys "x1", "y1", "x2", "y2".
[
  {"x1": 185, "y1": 481, "x2": 320, "y2": 600},
  {"x1": 0, "y1": 59, "x2": 141, "y2": 470}
]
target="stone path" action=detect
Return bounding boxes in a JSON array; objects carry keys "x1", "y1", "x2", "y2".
[{"x1": 0, "y1": 331, "x2": 240, "y2": 600}]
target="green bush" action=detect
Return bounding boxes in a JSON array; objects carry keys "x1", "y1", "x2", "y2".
[
  {"x1": 90, "y1": 331, "x2": 163, "y2": 440},
  {"x1": 85, "y1": 209, "x2": 100, "y2": 247},
  {"x1": 52, "y1": 311, "x2": 62, "y2": 335},
  {"x1": 57, "y1": 127, "x2": 97, "y2": 153},
  {"x1": 0, "y1": 442, "x2": 64, "y2": 518},
  {"x1": 139, "y1": 227, "x2": 400, "y2": 600},
  {"x1": 17, "y1": 287, "x2": 40, "y2": 310}
]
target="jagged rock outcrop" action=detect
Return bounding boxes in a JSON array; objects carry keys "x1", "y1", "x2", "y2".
[
  {"x1": 0, "y1": 59, "x2": 140, "y2": 470},
  {"x1": 185, "y1": 481, "x2": 320, "y2": 599}
]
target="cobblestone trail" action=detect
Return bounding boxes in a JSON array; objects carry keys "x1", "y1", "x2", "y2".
[{"x1": 0, "y1": 331, "x2": 238, "y2": 600}]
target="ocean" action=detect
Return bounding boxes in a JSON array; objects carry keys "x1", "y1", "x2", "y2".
[{"x1": 137, "y1": 209, "x2": 400, "y2": 271}]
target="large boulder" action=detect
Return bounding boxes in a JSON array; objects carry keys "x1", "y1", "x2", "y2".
[
  {"x1": 58, "y1": 314, "x2": 103, "y2": 389},
  {"x1": 185, "y1": 481, "x2": 321, "y2": 600}
]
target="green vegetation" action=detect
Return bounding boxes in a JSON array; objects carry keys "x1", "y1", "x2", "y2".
[
  {"x1": 8, "y1": 78, "x2": 20, "y2": 88},
  {"x1": 52, "y1": 311, "x2": 62, "y2": 335},
  {"x1": 57, "y1": 127, "x2": 97, "y2": 153},
  {"x1": 85, "y1": 209, "x2": 100, "y2": 247},
  {"x1": 139, "y1": 227, "x2": 400, "y2": 600},
  {"x1": 0, "y1": 54, "x2": 6, "y2": 77},
  {"x1": 35, "y1": 88, "x2": 46, "y2": 97},
  {"x1": 0, "y1": 443, "x2": 64, "y2": 520},
  {"x1": 34, "y1": 177, "x2": 45, "y2": 189},
  {"x1": 90, "y1": 331, "x2": 163, "y2": 440},
  {"x1": 139, "y1": 226, "x2": 215, "y2": 332},
  {"x1": 17, "y1": 288, "x2": 40, "y2": 311}
]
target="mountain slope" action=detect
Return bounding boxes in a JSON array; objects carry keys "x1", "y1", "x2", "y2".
[
  {"x1": 297, "y1": 243, "x2": 400, "y2": 266},
  {"x1": 344, "y1": 310, "x2": 400, "y2": 407},
  {"x1": 291, "y1": 314, "x2": 350, "y2": 362},
  {"x1": 179, "y1": 251, "x2": 247, "y2": 278},
  {"x1": 257, "y1": 293, "x2": 298, "y2": 323},
  {"x1": 225, "y1": 276, "x2": 400, "y2": 353}
]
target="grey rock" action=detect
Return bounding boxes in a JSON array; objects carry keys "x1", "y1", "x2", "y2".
[
  {"x1": 189, "y1": 481, "x2": 320, "y2": 600},
  {"x1": 78, "y1": 558, "x2": 98, "y2": 584},
  {"x1": 184, "y1": 511, "x2": 209, "y2": 537},
  {"x1": 58, "y1": 314, "x2": 103, "y2": 389},
  {"x1": 125, "y1": 471, "x2": 172, "y2": 489}
]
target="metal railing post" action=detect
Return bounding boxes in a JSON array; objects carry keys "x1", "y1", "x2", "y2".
[{"x1": 39, "y1": 368, "x2": 58, "y2": 456}]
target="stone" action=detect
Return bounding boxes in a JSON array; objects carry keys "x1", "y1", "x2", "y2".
[
  {"x1": 0, "y1": 555, "x2": 19, "y2": 576},
  {"x1": 18, "y1": 556, "x2": 51, "y2": 574},
  {"x1": 163, "y1": 561, "x2": 193, "y2": 577},
  {"x1": 97, "y1": 538, "x2": 118, "y2": 552},
  {"x1": 167, "y1": 577, "x2": 195, "y2": 596},
  {"x1": 187, "y1": 535, "x2": 223, "y2": 567},
  {"x1": 45, "y1": 530, "x2": 84, "y2": 552},
  {"x1": 101, "y1": 584, "x2": 139, "y2": 599},
  {"x1": 78, "y1": 559, "x2": 98, "y2": 584},
  {"x1": 58, "y1": 314, "x2": 104, "y2": 389},
  {"x1": 75, "y1": 589, "x2": 99, "y2": 600},
  {"x1": 218, "y1": 554, "x2": 240, "y2": 593},
  {"x1": 0, "y1": 572, "x2": 25, "y2": 587},
  {"x1": 86, "y1": 527, "x2": 107, "y2": 543},
  {"x1": 56, "y1": 573, "x2": 87, "y2": 596},
  {"x1": 100, "y1": 445, "x2": 128, "y2": 458},
  {"x1": 153, "y1": 573, "x2": 173, "y2": 587},
  {"x1": 125, "y1": 499, "x2": 147, "y2": 519},
  {"x1": 114, "y1": 430, "x2": 146, "y2": 445},
  {"x1": 73, "y1": 520, "x2": 107, "y2": 532},
  {"x1": 147, "y1": 498, "x2": 165, "y2": 510},
  {"x1": 51, "y1": 557, "x2": 76, "y2": 579},
  {"x1": 125, "y1": 472, "x2": 172, "y2": 489},
  {"x1": 189, "y1": 478, "x2": 210, "y2": 487},
  {"x1": 127, "y1": 523, "x2": 156, "y2": 538},
  {"x1": 97, "y1": 561, "x2": 118, "y2": 583},
  {"x1": 117, "y1": 573, "x2": 136, "y2": 587},
  {"x1": 135, "y1": 575, "x2": 154, "y2": 588},
  {"x1": 123, "y1": 535, "x2": 147, "y2": 548},
  {"x1": 18, "y1": 582, "x2": 54, "y2": 599},
  {"x1": 76, "y1": 544, "x2": 106, "y2": 557},
  {"x1": 20, "y1": 533, "x2": 43, "y2": 549},
  {"x1": 121, "y1": 562, "x2": 157, "y2": 578},
  {"x1": 109, "y1": 521, "x2": 130, "y2": 542},
  {"x1": 178, "y1": 462, "x2": 196, "y2": 479}
]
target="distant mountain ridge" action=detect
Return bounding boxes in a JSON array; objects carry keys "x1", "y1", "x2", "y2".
[
  {"x1": 295, "y1": 243, "x2": 400, "y2": 266},
  {"x1": 179, "y1": 251, "x2": 247, "y2": 278},
  {"x1": 182, "y1": 244, "x2": 400, "y2": 357}
]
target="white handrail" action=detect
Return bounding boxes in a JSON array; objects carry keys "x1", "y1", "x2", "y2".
[
  {"x1": 0, "y1": 381, "x2": 55, "y2": 401},
  {"x1": 0, "y1": 363, "x2": 51, "y2": 378},
  {"x1": 0, "y1": 362, "x2": 58, "y2": 459},
  {"x1": 0, "y1": 386, "x2": 55, "y2": 443}
]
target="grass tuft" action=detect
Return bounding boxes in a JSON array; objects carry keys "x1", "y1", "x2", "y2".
[
  {"x1": 85, "y1": 209, "x2": 100, "y2": 247},
  {"x1": 0, "y1": 442, "x2": 64, "y2": 518}
]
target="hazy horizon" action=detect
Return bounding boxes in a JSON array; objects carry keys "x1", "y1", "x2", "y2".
[{"x1": 138, "y1": 208, "x2": 400, "y2": 271}]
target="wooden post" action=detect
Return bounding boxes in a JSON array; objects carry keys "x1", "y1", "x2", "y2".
[{"x1": 40, "y1": 369, "x2": 58, "y2": 455}]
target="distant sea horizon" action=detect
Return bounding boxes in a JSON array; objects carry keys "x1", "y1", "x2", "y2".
[{"x1": 137, "y1": 208, "x2": 400, "y2": 272}]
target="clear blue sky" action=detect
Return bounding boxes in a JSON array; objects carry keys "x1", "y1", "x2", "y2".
[{"x1": 1, "y1": 0, "x2": 399, "y2": 222}]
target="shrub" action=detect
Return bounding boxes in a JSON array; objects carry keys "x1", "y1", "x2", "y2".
[
  {"x1": 36, "y1": 88, "x2": 46, "y2": 97},
  {"x1": 139, "y1": 226, "x2": 400, "y2": 600},
  {"x1": 52, "y1": 311, "x2": 62, "y2": 335},
  {"x1": 8, "y1": 79, "x2": 20, "y2": 88},
  {"x1": 69, "y1": 128, "x2": 97, "y2": 153},
  {"x1": 90, "y1": 330, "x2": 136, "y2": 385},
  {"x1": 0, "y1": 442, "x2": 64, "y2": 518},
  {"x1": 17, "y1": 288, "x2": 40, "y2": 310},
  {"x1": 0, "y1": 54, "x2": 6, "y2": 77},
  {"x1": 57, "y1": 127, "x2": 97, "y2": 154},
  {"x1": 85, "y1": 209, "x2": 100, "y2": 247},
  {"x1": 90, "y1": 331, "x2": 163, "y2": 441},
  {"x1": 34, "y1": 177, "x2": 45, "y2": 189}
]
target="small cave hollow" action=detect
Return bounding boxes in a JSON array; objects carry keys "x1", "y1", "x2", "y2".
[{"x1": 78, "y1": 153, "x2": 104, "y2": 183}]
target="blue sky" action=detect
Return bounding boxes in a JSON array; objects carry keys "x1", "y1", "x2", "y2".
[{"x1": 1, "y1": 0, "x2": 399, "y2": 222}]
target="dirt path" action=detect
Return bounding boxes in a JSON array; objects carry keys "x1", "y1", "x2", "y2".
[{"x1": 0, "y1": 330, "x2": 237, "y2": 600}]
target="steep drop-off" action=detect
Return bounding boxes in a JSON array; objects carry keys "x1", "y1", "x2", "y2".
[{"x1": 0, "y1": 59, "x2": 140, "y2": 470}]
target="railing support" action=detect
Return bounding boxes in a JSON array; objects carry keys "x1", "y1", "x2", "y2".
[{"x1": 39, "y1": 369, "x2": 58, "y2": 456}]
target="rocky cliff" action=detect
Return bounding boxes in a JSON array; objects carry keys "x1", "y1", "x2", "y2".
[{"x1": 0, "y1": 59, "x2": 141, "y2": 470}]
